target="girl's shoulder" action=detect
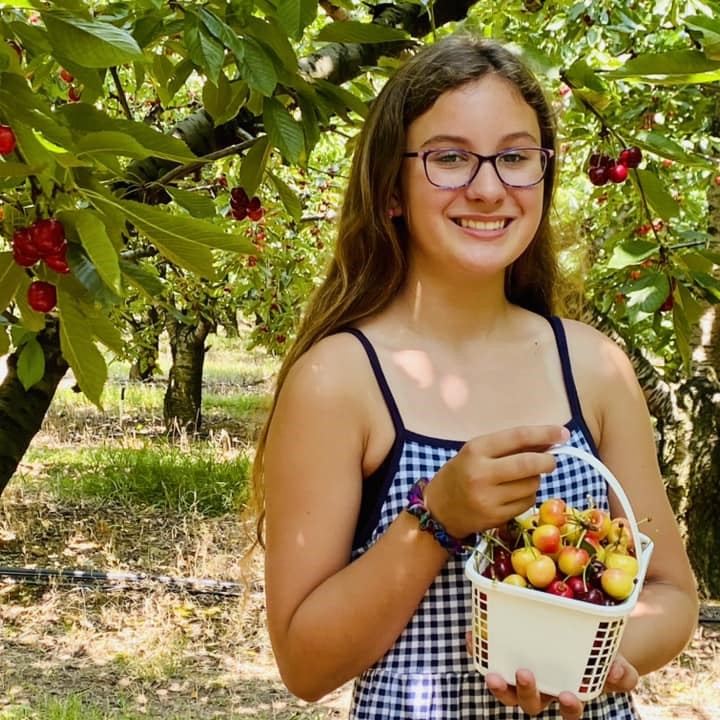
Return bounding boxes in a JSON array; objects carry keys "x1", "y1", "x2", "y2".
[{"x1": 557, "y1": 316, "x2": 641, "y2": 395}]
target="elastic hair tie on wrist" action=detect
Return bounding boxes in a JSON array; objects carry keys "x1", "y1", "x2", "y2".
[{"x1": 405, "y1": 479, "x2": 471, "y2": 556}]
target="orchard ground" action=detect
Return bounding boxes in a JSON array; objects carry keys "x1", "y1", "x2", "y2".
[{"x1": 0, "y1": 338, "x2": 718, "y2": 720}]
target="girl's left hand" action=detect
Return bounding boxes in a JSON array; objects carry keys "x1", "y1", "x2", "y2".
[
  {"x1": 483, "y1": 655, "x2": 639, "y2": 719},
  {"x1": 484, "y1": 669, "x2": 585, "y2": 719}
]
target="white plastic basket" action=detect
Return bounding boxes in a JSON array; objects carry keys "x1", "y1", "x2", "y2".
[{"x1": 464, "y1": 444, "x2": 654, "y2": 701}]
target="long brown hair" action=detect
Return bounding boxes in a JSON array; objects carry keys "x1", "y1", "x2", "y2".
[{"x1": 251, "y1": 34, "x2": 559, "y2": 545}]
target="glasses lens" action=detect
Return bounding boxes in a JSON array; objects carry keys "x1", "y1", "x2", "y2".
[
  {"x1": 424, "y1": 150, "x2": 478, "y2": 188},
  {"x1": 495, "y1": 148, "x2": 548, "y2": 187},
  {"x1": 424, "y1": 148, "x2": 548, "y2": 188}
]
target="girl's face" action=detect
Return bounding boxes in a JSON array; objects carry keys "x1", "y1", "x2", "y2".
[{"x1": 400, "y1": 74, "x2": 545, "y2": 283}]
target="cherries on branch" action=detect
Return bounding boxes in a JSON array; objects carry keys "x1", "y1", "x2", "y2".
[{"x1": 588, "y1": 146, "x2": 642, "y2": 187}]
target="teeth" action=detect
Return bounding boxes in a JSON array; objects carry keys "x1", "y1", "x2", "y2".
[{"x1": 459, "y1": 219, "x2": 506, "y2": 231}]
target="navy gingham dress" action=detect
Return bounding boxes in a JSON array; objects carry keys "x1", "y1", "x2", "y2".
[{"x1": 344, "y1": 318, "x2": 640, "y2": 719}]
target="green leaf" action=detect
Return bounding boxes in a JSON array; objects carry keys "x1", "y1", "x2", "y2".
[
  {"x1": 607, "y1": 239, "x2": 658, "y2": 269},
  {"x1": 315, "y1": 79, "x2": 368, "y2": 119},
  {"x1": 75, "y1": 131, "x2": 154, "y2": 160},
  {"x1": 240, "y1": 36, "x2": 277, "y2": 96},
  {"x1": 268, "y1": 171, "x2": 302, "y2": 222},
  {"x1": 676, "y1": 280, "x2": 703, "y2": 325},
  {"x1": 0, "y1": 252, "x2": 24, "y2": 313},
  {"x1": 119, "y1": 258, "x2": 164, "y2": 299},
  {"x1": 58, "y1": 105, "x2": 197, "y2": 164},
  {"x1": 43, "y1": 10, "x2": 144, "y2": 68},
  {"x1": 240, "y1": 135, "x2": 270, "y2": 197},
  {"x1": 184, "y1": 9, "x2": 225, "y2": 83},
  {"x1": 690, "y1": 272, "x2": 720, "y2": 303},
  {"x1": 276, "y1": 0, "x2": 318, "y2": 40},
  {"x1": 65, "y1": 244, "x2": 122, "y2": 306},
  {"x1": 247, "y1": 16, "x2": 299, "y2": 69},
  {"x1": 17, "y1": 337, "x2": 45, "y2": 390},
  {"x1": 202, "y1": 72, "x2": 248, "y2": 125},
  {"x1": 83, "y1": 187, "x2": 255, "y2": 277},
  {"x1": 60, "y1": 209, "x2": 121, "y2": 294},
  {"x1": 0, "y1": 328, "x2": 9, "y2": 356},
  {"x1": 197, "y1": 7, "x2": 246, "y2": 62},
  {"x1": 634, "y1": 129, "x2": 711, "y2": 167},
  {"x1": 635, "y1": 169, "x2": 680, "y2": 220},
  {"x1": 685, "y1": 16, "x2": 720, "y2": 60},
  {"x1": 603, "y1": 49, "x2": 720, "y2": 84},
  {"x1": 626, "y1": 271, "x2": 670, "y2": 312},
  {"x1": 166, "y1": 187, "x2": 217, "y2": 218},
  {"x1": 565, "y1": 58, "x2": 605, "y2": 93},
  {"x1": 0, "y1": 161, "x2": 47, "y2": 178},
  {"x1": 263, "y1": 96, "x2": 304, "y2": 164},
  {"x1": 316, "y1": 20, "x2": 409, "y2": 43},
  {"x1": 58, "y1": 290, "x2": 107, "y2": 408},
  {"x1": 673, "y1": 302, "x2": 692, "y2": 374},
  {"x1": 86, "y1": 312, "x2": 124, "y2": 355}
]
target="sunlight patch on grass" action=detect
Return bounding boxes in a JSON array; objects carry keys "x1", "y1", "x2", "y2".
[{"x1": 19, "y1": 445, "x2": 251, "y2": 516}]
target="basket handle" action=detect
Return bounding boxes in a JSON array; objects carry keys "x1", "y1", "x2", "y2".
[{"x1": 547, "y1": 444, "x2": 642, "y2": 551}]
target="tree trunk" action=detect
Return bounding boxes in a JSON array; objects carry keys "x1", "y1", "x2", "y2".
[
  {"x1": 163, "y1": 317, "x2": 212, "y2": 435},
  {"x1": 0, "y1": 319, "x2": 69, "y2": 493}
]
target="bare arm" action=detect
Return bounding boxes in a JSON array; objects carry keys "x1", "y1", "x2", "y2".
[{"x1": 568, "y1": 319, "x2": 699, "y2": 676}]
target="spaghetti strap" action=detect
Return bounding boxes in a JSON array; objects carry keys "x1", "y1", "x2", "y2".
[
  {"x1": 547, "y1": 316, "x2": 599, "y2": 457},
  {"x1": 339, "y1": 327, "x2": 405, "y2": 433}
]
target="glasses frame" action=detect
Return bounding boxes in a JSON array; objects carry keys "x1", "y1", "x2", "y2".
[{"x1": 403, "y1": 147, "x2": 555, "y2": 189}]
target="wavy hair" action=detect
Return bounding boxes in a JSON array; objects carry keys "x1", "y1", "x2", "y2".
[{"x1": 251, "y1": 34, "x2": 559, "y2": 545}]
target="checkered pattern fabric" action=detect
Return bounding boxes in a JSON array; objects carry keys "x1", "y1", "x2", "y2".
[{"x1": 349, "y1": 425, "x2": 640, "y2": 719}]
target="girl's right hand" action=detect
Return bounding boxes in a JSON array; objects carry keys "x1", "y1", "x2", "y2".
[{"x1": 423, "y1": 424, "x2": 570, "y2": 538}]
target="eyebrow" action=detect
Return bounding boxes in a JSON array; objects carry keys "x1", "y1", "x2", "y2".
[{"x1": 419, "y1": 131, "x2": 541, "y2": 147}]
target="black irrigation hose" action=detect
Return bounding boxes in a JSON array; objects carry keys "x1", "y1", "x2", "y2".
[{"x1": 0, "y1": 565, "x2": 248, "y2": 597}]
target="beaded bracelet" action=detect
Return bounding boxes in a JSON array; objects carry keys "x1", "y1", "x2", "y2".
[{"x1": 405, "y1": 478, "x2": 470, "y2": 556}]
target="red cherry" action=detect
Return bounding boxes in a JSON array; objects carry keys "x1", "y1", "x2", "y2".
[
  {"x1": 27, "y1": 281, "x2": 57, "y2": 313},
  {"x1": 248, "y1": 196, "x2": 262, "y2": 213},
  {"x1": 248, "y1": 207, "x2": 264, "y2": 221},
  {"x1": 608, "y1": 163, "x2": 628, "y2": 183},
  {"x1": 29, "y1": 218, "x2": 65, "y2": 256},
  {"x1": 230, "y1": 187, "x2": 249, "y2": 208},
  {"x1": 660, "y1": 293, "x2": 674, "y2": 312},
  {"x1": 44, "y1": 245, "x2": 71, "y2": 274},
  {"x1": 12, "y1": 227, "x2": 40, "y2": 265},
  {"x1": 232, "y1": 206, "x2": 248, "y2": 221},
  {"x1": 68, "y1": 86, "x2": 82, "y2": 102},
  {"x1": 0, "y1": 125, "x2": 17, "y2": 155},
  {"x1": 619, "y1": 146, "x2": 642, "y2": 169},
  {"x1": 714, "y1": 176, "x2": 720, "y2": 186},
  {"x1": 59, "y1": 68, "x2": 74, "y2": 83},
  {"x1": 547, "y1": 579, "x2": 574, "y2": 598},
  {"x1": 588, "y1": 166, "x2": 609, "y2": 186}
]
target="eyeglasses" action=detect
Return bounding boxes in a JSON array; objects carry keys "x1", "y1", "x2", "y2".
[{"x1": 403, "y1": 147, "x2": 554, "y2": 189}]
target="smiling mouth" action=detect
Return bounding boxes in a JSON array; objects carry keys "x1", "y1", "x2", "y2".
[{"x1": 456, "y1": 218, "x2": 509, "y2": 231}]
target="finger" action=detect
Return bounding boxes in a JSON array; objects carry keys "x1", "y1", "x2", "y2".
[
  {"x1": 514, "y1": 669, "x2": 545, "y2": 716},
  {"x1": 556, "y1": 692, "x2": 585, "y2": 720},
  {"x1": 604, "y1": 656, "x2": 639, "y2": 693},
  {"x1": 473, "y1": 425, "x2": 571, "y2": 459},
  {"x1": 484, "y1": 673, "x2": 518, "y2": 707}
]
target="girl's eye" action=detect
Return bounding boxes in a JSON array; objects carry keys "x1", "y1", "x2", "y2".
[
  {"x1": 499, "y1": 152, "x2": 527, "y2": 165},
  {"x1": 430, "y1": 150, "x2": 471, "y2": 165}
]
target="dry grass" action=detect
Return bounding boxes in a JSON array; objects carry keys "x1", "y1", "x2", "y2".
[{"x1": 0, "y1": 341, "x2": 718, "y2": 719}]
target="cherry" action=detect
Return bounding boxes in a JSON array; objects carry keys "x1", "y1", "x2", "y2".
[
  {"x1": 0, "y1": 124, "x2": 17, "y2": 155},
  {"x1": 547, "y1": 579, "x2": 574, "y2": 598},
  {"x1": 44, "y1": 244, "x2": 70, "y2": 274},
  {"x1": 660, "y1": 293, "x2": 674, "y2": 312},
  {"x1": 29, "y1": 218, "x2": 66, "y2": 256},
  {"x1": 619, "y1": 146, "x2": 642, "y2": 169},
  {"x1": 68, "y1": 86, "x2": 82, "y2": 102},
  {"x1": 588, "y1": 166, "x2": 609, "y2": 186},
  {"x1": 248, "y1": 196, "x2": 264, "y2": 221},
  {"x1": 230, "y1": 186, "x2": 250, "y2": 208},
  {"x1": 12, "y1": 227, "x2": 40, "y2": 266},
  {"x1": 27, "y1": 281, "x2": 57, "y2": 313},
  {"x1": 59, "y1": 68, "x2": 74, "y2": 83},
  {"x1": 608, "y1": 163, "x2": 628, "y2": 183}
]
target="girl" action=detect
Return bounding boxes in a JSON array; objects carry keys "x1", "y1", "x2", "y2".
[{"x1": 255, "y1": 34, "x2": 698, "y2": 720}]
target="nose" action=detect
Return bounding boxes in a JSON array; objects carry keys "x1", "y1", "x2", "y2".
[{"x1": 465, "y1": 158, "x2": 506, "y2": 203}]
